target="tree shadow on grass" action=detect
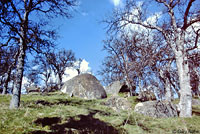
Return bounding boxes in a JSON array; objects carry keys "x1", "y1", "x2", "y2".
[
  {"x1": 34, "y1": 99, "x2": 95, "y2": 107},
  {"x1": 34, "y1": 117, "x2": 61, "y2": 127},
  {"x1": 55, "y1": 99, "x2": 88, "y2": 106},
  {"x1": 35, "y1": 100, "x2": 54, "y2": 106},
  {"x1": 192, "y1": 107, "x2": 200, "y2": 116},
  {"x1": 30, "y1": 110, "x2": 126, "y2": 134}
]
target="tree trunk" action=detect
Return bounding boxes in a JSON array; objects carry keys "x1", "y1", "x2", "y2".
[
  {"x1": 138, "y1": 76, "x2": 142, "y2": 92},
  {"x1": 76, "y1": 69, "x2": 80, "y2": 75},
  {"x1": 9, "y1": 7, "x2": 28, "y2": 108},
  {"x1": 44, "y1": 78, "x2": 49, "y2": 92},
  {"x1": 173, "y1": 84, "x2": 180, "y2": 99},
  {"x1": 45, "y1": 70, "x2": 51, "y2": 92},
  {"x1": 124, "y1": 74, "x2": 134, "y2": 96},
  {"x1": 165, "y1": 62, "x2": 172, "y2": 101},
  {"x1": 176, "y1": 51, "x2": 192, "y2": 117},
  {"x1": 123, "y1": 56, "x2": 135, "y2": 96},
  {"x1": 9, "y1": 44, "x2": 26, "y2": 109},
  {"x1": 159, "y1": 69, "x2": 172, "y2": 101},
  {"x1": 58, "y1": 74, "x2": 62, "y2": 90},
  {"x1": 2, "y1": 68, "x2": 11, "y2": 95},
  {"x1": 165, "y1": 77, "x2": 172, "y2": 101},
  {"x1": 2, "y1": 74, "x2": 9, "y2": 95},
  {"x1": 198, "y1": 84, "x2": 200, "y2": 98}
]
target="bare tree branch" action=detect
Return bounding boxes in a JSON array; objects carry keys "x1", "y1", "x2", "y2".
[{"x1": 182, "y1": 0, "x2": 196, "y2": 30}]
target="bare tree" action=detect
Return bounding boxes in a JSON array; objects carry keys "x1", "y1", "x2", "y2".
[
  {"x1": 48, "y1": 49, "x2": 76, "y2": 89},
  {"x1": 28, "y1": 54, "x2": 52, "y2": 91},
  {"x1": 74, "y1": 58, "x2": 83, "y2": 75},
  {"x1": 188, "y1": 51, "x2": 200, "y2": 98},
  {"x1": 100, "y1": 30, "x2": 177, "y2": 98},
  {"x1": 105, "y1": 0, "x2": 200, "y2": 117},
  {"x1": 0, "y1": 0, "x2": 76, "y2": 108},
  {"x1": 100, "y1": 32, "x2": 138, "y2": 94}
]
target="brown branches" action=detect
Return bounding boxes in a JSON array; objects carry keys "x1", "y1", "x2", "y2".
[
  {"x1": 182, "y1": 0, "x2": 196, "y2": 30},
  {"x1": 186, "y1": 28, "x2": 200, "y2": 52}
]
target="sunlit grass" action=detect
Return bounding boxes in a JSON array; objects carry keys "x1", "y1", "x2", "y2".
[{"x1": 0, "y1": 93, "x2": 200, "y2": 134}]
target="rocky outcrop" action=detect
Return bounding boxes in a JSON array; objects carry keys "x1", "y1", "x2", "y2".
[
  {"x1": 105, "y1": 81, "x2": 123, "y2": 95},
  {"x1": 104, "y1": 95, "x2": 132, "y2": 112},
  {"x1": 134, "y1": 101, "x2": 178, "y2": 118},
  {"x1": 105, "y1": 81, "x2": 134, "y2": 96},
  {"x1": 137, "y1": 91, "x2": 156, "y2": 102},
  {"x1": 192, "y1": 99, "x2": 200, "y2": 106},
  {"x1": 61, "y1": 73, "x2": 107, "y2": 99}
]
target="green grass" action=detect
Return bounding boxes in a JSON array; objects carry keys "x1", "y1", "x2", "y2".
[{"x1": 0, "y1": 93, "x2": 200, "y2": 134}]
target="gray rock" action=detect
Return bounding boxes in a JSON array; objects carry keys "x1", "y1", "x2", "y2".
[
  {"x1": 134, "y1": 101, "x2": 178, "y2": 118},
  {"x1": 105, "y1": 81, "x2": 123, "y2": 95},
  {"x1": 61, "y1": 73, "x2": 107, "y2": 99},
  {"x1": 104, "y1": 95, "x2": 132, "y2": 112},
  {"x1": 105, "y1": 81, "x2": 132, "y2": 95},
  {"x1": 192, "y1": 99, "x2": 200, "y2": 106},
  {"x1": 137, "y1": 91, "x2": 156, "y2": 102}
]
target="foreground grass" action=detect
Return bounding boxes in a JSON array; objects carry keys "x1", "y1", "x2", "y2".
[{"x1": 0, "y1": 93, "x2": 200, "y2": 134}]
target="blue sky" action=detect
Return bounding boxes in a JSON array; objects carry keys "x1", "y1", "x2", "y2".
[{"x1": 53, "y1": 0, "x2": 123, "y2": 76}]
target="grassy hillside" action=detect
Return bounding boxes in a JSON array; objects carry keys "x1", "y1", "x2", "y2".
[{"x1": 0, "y1": 93, "x2": 200, "y2": 134}]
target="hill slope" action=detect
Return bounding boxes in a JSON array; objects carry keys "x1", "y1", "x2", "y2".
[{"x1": 0, "y1": 93, "x2": 200, "y2": 134}]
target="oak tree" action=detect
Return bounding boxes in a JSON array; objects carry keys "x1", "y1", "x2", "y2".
[
  {"x1": 47, "y1": 49, "x2": 76, "y2": 89},
  {"x1": 0, "y1": 0, "x2": 76, "y2": 108},
  {"x1": 105, "y1": 0, "x2": 200, "y2": 117}
]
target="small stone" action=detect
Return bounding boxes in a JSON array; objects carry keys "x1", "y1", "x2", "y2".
[{"x1": 104, "y1": 95, "x2": 132, "y2": 112}]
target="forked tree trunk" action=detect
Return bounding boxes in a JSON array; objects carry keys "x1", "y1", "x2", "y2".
[
  {"x1": 176, "y1": 51, "x2": 192, "y2": 117},
  {"x1": 9, "y1": 44, "x2": 26, "y2": 109}
]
